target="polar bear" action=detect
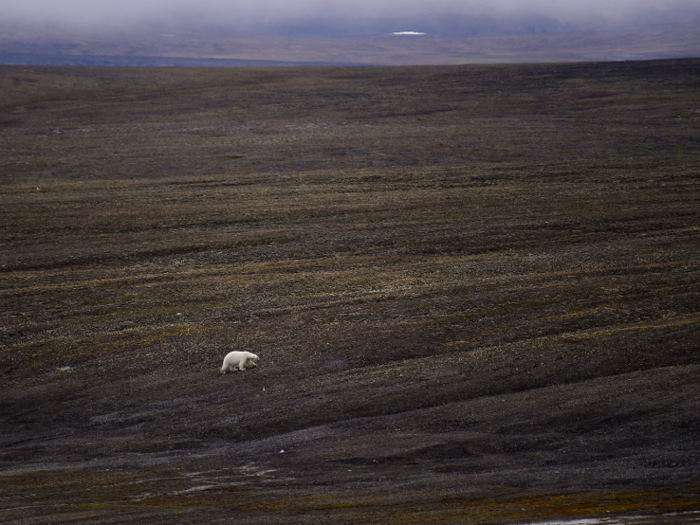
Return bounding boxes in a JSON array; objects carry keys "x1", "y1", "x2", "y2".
[{"x1": 221, "y1": 351, "x2": 259, "y2": 373}]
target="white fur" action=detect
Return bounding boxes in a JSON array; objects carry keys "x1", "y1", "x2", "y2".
[{"x1": 221, "y1": 351, "x2": 259, "y2": 373}]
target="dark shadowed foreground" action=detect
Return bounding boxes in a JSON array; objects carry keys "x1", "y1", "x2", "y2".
[{"x1": 1, "y1": 59, "x2": 699, "y2": 523}]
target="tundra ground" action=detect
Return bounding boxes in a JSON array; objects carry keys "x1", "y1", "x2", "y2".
[{"x1": 1, "y1": 59, "x2": 699, "y2": 524}]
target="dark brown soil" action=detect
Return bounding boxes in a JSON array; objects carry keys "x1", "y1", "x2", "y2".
[{"x1": 1, "y1": 59, "x2": 699, "y2": 524}]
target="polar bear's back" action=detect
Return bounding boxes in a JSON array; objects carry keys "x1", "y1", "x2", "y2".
[{"x1": 221, "y1": 351, "x2": 259, "y2": 373}]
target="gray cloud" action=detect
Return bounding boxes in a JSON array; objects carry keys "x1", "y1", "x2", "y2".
[{"x1": 2, "y1": 0, "x2": 698, "y2": 30}]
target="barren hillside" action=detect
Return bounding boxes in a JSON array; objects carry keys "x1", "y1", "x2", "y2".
[{"x1": 1, "y1": 59, "x2": 699, "y2": 524}]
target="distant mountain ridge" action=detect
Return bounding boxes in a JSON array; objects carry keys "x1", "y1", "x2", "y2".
[
  {"x1": 1, "y1": 14, "x2": 699, "y2": 66},
  {"x1": 234, "y1": 11, "x2": 575, "y2": 37},
  {"x1": 0, "y1": 51, "x2": 356, "y2": 67}
]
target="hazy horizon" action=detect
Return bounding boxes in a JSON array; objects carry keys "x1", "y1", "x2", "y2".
[
  {"x1": 3, "y1": 0, "x2": 699, "y2": 34},
  {"x1": 1, "y1": 0, "x2": 699, "y2": 65}
]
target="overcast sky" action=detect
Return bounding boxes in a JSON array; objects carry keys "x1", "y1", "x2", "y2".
[{"x1": 2, "y1": 0, "x2": 697, "y2": 27}]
